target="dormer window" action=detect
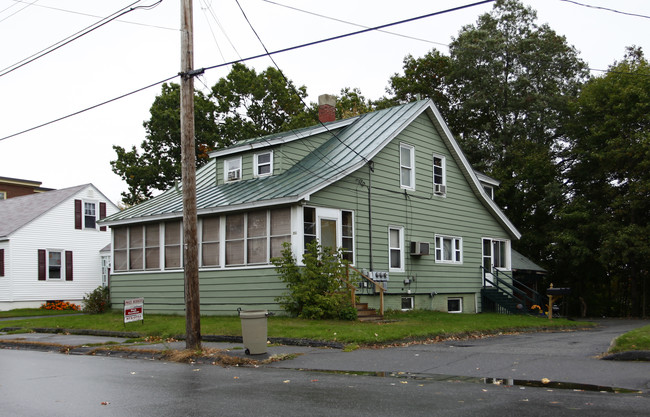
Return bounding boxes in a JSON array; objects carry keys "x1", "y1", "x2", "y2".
[
  {"x1": 254, "y1": 151, "x2": 273, "y2": 177},
  {"x1": 225, "y1": 157, "x2": 242, "y2": 182}
]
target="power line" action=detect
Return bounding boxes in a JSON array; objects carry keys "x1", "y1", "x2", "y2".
[
  {"x1": 0, "y1": 0, "x2": 38, "y2": 24},
  {"x1": 558, "y1": 0, "x2": 650, "y2": 20},
  {"x1": 261, "y1": 0, "x2": 450, "y2": 48},
  {"x1": 1, "y1": 0, "x2": 496, "y2": 142},
  {"x1": 0, "y1": 1, "x2": 164, "y2": 78},
  {"x1": 5, "y1": 0, "x2": 177, "y2": 30}
]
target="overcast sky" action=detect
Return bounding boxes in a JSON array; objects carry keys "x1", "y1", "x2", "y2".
[{"x1": 1, "y1": 0, "x2": 648, "y2": 204}]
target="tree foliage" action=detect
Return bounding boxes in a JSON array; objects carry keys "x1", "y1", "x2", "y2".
[
  {"x1": 556, "y1": 47, "x2": 650, "y2": 316},
  {"x1": 387, "y1": 0, "x2": 588, "y2": 263},
  {"x1": 272, "y1": 241, "x2": 357, "y2": 320}
]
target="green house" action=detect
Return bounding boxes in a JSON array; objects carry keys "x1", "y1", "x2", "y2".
[{"x1": 100, "y1": 98, "x2": 522, "y2": 316}]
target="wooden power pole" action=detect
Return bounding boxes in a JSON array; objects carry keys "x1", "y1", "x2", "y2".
[{"x1": 180, "y1": 0, "x2": 201, "y2": 350}]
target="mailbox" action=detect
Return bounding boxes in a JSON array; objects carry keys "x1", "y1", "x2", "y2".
[{"x1": 547, "y1": 287, "x2": 571, "y2": 296}]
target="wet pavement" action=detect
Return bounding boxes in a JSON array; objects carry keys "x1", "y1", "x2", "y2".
[{"x1": 1, "y1": 318, "x2": 649, "y2": 394}]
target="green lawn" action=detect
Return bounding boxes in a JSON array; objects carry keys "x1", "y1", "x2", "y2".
[
  {"x1": 609, "y1": 324, "x2": 650, "y2": 353},
  {"x1": 0, "y1": 308, "x2": 83, "y2": 318},
  {"x1": 0, "y1": 309, "x2": 592, "y2": 345}
]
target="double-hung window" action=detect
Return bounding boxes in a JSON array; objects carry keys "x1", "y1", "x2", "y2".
[
  {"x1": 482, "y1": 238, "x2": 510, "y2": 270},
  {"x1": 389, "y1": 226, "x2": 404, "y2": 271},
  {"x1": 433, "y1": 155, "x2": 446, "y2": 195},
  {"x1": 84, "y1": 202, "x2": 96, "y2": 228},
  {"x1": 435, "y1": 235, "x2": 462, "y2": 263},
  {"x1": 254, "y1": 151, "x2": 273, "y2": 177},
  {"x1": 225, "y1": 157, "x2": 242, "y2": 182},
  {"x1": 400, "y1": 144, "x2": 415, "y2": 190}
]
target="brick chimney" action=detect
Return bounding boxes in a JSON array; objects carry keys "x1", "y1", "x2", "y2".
[{"x1": 318, "y1": 94, "x2": 336, "y2": 123}]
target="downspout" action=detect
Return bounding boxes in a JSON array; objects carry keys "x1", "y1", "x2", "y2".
[{"x1": 368, "y1": 161, "x2": 374, "y2": 272}]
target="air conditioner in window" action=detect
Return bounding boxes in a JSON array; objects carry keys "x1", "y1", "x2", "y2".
[
  {"x1": 410, "y1": 241, "x2": 430, "y2": 256},
  {"x1": 434, "y1": 184, "x2": 446, "y2": 195},
  {"x1": 228, "y1": 169, "x2": 241, "y2": 181}
]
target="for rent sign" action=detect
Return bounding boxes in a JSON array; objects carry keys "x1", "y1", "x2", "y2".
[{"x1": 124, "y1": 298, "x2": 144, "y2": 323}]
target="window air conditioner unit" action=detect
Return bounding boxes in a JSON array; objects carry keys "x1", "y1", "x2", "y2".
[
  {"x1": 434, "y1": 184, "x2": 446, "y2": 195},
  {"x1": 228, "y1": 170, "x2": 241, "y2": 181},
  {"x1": 410, "y1": 241, "x2": 430, "y2": 256}
]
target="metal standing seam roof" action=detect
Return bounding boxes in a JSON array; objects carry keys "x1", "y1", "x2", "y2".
[
  {"x1": 101, "y1": 99, "x2": 521, "y2": 240},
  {"x1": 102, "y1": 100, "x2": 429, "y2": 225}
]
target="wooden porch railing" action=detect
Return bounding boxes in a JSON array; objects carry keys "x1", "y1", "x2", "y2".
[{"x1": 343, "y1": 264, "x2": 385, "y2": 316}]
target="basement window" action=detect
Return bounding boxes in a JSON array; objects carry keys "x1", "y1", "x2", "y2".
[
  {"x1": 401, "y1": 296, "x2": 414, "y2": 311},
  {"x1": 447, "y1": 298, "x2": 463, "y2": 313}
]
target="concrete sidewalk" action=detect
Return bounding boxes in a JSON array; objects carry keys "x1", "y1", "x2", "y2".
[{"x1": 1, "y1": 318, "x2": 649, "y2": 393}]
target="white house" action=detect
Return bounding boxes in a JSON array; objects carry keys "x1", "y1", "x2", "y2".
[{"x1": 0, "y1": 184, "x2": 118, "y2": 310}]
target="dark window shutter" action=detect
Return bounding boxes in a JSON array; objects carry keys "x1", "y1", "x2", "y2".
[
  {"x1": 38, "y1": 249, "x2": 46, "y2": 280},
  {"x1": 65, "y1": 251, "x2": 73, "y2": 281},
  {"x1": 0, "y1": 248, "x2": 4, "y2": 277},
  {"x1": 74, "y1": 199, "x2": 82, "y2": 230},
  {"x1": 100, "y1": 202, "x2": 107, "y2": 231}
]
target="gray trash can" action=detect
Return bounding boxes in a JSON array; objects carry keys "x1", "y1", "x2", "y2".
[{"x1": 239, "y1": 310, "x2": 269, "y2": 355}]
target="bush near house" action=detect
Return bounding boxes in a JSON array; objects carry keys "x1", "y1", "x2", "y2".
[
  {"x1": 82, "y1": 286, "x2": 111, "y2": 314},
  {"x1": 272, "y1": 241, "x2": 357, "y2": 320},
  {"x1": 40, "y1": 300, "x2": 80, "y2": 311}
]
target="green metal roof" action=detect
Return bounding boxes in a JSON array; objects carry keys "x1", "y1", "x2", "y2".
[{"x1": 101, "y1": 99, "x2": 521, "y2": 240}]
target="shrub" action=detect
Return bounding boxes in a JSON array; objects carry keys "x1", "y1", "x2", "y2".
[
  {"x1": 83, "y1": 286, "x2": 110, "y2": 314},
  {"x1": 272, "y1": 241, "x2": 357, "y2": 320}
]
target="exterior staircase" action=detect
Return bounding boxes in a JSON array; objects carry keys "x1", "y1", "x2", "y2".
[
  {"x1": 356, "y1": 302, "x2": 383, "y2": 322},
  {"x1": 481, "y1": 287, "x2": 522, "y2": 314},
  {"x1": 481, "y1": 266, "x2": 547, "y2": 315}
]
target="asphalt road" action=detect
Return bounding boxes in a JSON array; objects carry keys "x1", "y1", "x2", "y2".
[{"x1": 1, "y1": 349, "x2": 649, "y2": 417}]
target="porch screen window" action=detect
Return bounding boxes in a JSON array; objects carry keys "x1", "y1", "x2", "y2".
[
  {"x1": 270, "y1": 208, "x2": 291, "y2": 259},
  {"x1": 145, "y1": 224, "x2": 160, "y2": 269},
  {"x1": 247, "y1": 210, "x2": 267, "y2": 265},
  {"x1": 389, "y1": 226, "x2": 403, "y2": 271},
  {"x1": 226, "y1": 214, "x2": 245, "y2": 265},
  {"x1": 435, "y1": 235, "x2": 462, "y2": 263},
  {"x1": 84, "y1": 202, "x2": 96, "y2": 229},
  {"x1": 114, "y1": 227, "x2": 128, "y2": 271},
  {"x1": 201, "y1": 216, "x2": 220, "y2": 267},
  {"x1": 400, "y1": 144, "x2": 415, "y2": 189},
  {"x1": 165, "y1": 221, "x2": 182, "y2": 269},
  {"x1": 129, "y1": 226, "x2": 143, "y2": 270}
]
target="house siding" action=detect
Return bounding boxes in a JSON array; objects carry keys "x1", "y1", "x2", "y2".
[
  {"x1": 0, "y1": 185, "x2": 117, "y2": 310},
  {"x1": 307, "y1": 113, "x2": 511, "y2": 312},
  {"x1": 106, "y1": 105, "x2": 516, "y2": 315}
]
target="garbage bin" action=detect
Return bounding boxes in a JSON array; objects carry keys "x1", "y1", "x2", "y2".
[{"x1": 239, "y1": 310, "x2": 269, "y2": 355}]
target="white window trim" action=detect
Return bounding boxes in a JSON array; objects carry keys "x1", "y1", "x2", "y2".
[
  {"x1": 388, "y1": 226, "x2": 404, "y2": 272},
  {"x1": 399, "y1": 143, "x2": 415, "y2": 190},
  {"x1": 254, "y1": 151, "x2": 273, "y2": 178},
  {"x1": 224, "y1": 157, "x2": 242, "y2": 182},
  {"x1": 483, "y1": 184, "x2": 494, "y2": 200},
  {"x1": 83, "y1": 200, "x2": 98, "y2": 230},
  {"x1": 447, "y1": 297, "x2": 463, "y2": 313},
  {"x1": 435, "y1": 235, "x2": 462, "y2": 264},
  {"x1": 401, "y1": 296, "x2": 414, "y2": 311},
  {"x1": 482, "y1": 237, "x2": 511, "y2": 271},
  {"x1": 47, "y1": 249, "x2": 65, "y2": 280}
]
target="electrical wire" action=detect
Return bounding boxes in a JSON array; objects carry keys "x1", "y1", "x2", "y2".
[
  {"x1": 558, "y1": 0, "x2": 650, "y2": 20},
  {"x1": 4, "y1": 0, "x2": 177, "y2": 30},
  {"x1": 0, "y1": 0, "x2": 164, "y2": 78},
  {"x1": 1, "y1": 0, "x2": 497, "y2": 142},
  {"x1": 261, "y1": 0, "x2": 450, "y2": 48},
  {"x1": 0, "y1": 0, "x2": 38, "y2": 24}
]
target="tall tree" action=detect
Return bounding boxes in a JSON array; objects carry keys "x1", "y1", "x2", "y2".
[
  {"x1": 559, "y1": 47, "x2": 650, "y2": 316},
  {"x1": 111, "y1": 83, "x2": 221, "y2": 205},
  {"x1": 112, "y1": 64, "x2": 314, "y2": 205},
  {"x1": 387, "y1": 0, "x2": 588, "y2": 262}
]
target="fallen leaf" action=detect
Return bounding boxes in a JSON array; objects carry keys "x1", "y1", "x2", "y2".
[
  {"x1": 400, "y1": 381, "x2": 408, "y2": 384},
  {"x1": 311, "y1": 379, "x2": 319, "y2": 382},
  {"x1": 234, "y1": 377, "x2": 239, "y2": 379},
  {"x1": 283, "y1": 380, "x2": 290, "y2": 383},
  {"x1": 541, "y1": 378, "x2": 551, "y2": 384},
  {"x1": 101, "y1": 402, "x2": 110, "y2": 406},
  {"x1": 130, "y1": 372, "x2": 136, "y2": 375},
  {"x1": 193, "y1": 369, "x2": 200, "y2": 372}
]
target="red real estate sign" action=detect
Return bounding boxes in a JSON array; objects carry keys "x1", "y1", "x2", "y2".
[{"x1": 124, "y1": 298, "x2": 144, "y2": 323}]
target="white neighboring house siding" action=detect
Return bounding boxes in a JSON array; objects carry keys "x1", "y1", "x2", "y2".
[
  {"x1": 0, "y1": 241, "x2": 10, "y2": 304},
  {"x1": 1, "y1": 186, "x2": 117, "y2": 309}
]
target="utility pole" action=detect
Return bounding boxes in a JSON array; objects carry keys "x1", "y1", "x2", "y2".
[{"x1": 180, "y1": 0, "x2": 201, "y2": 350}]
